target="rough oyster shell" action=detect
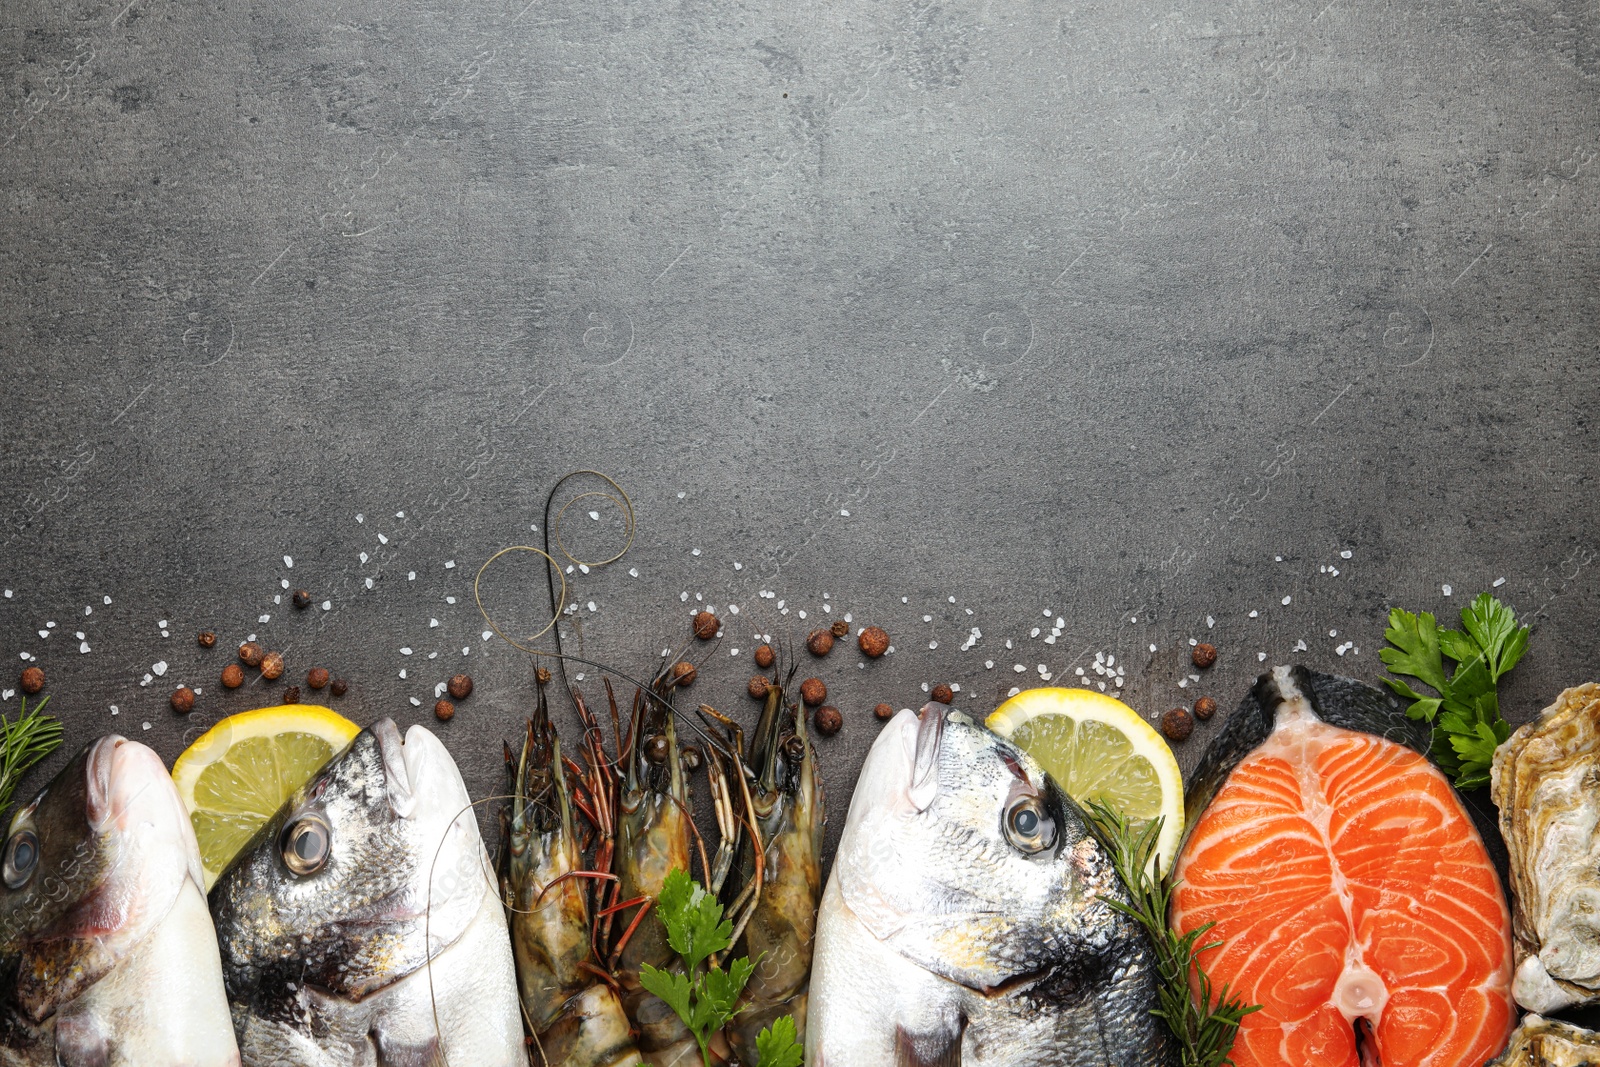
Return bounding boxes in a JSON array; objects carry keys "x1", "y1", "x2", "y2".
[
  {"x1": 1487, "y1": 1014, "x2": 1600, "y2": 1067},
  {"x1": 1492, "y1": 683, "x2": 1600, "y2": 1013}
]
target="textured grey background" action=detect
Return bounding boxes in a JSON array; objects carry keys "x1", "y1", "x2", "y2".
[{"x1": 1, "y1": 0, "x2": 1596, "y2": 868}]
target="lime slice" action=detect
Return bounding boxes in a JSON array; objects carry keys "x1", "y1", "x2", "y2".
[
  {"x1": 172, "y1": 704, "x2": 360, "y2": 887},
  {"x1": 987, "y1": 688, "x2": 1184, "y2": 873}
]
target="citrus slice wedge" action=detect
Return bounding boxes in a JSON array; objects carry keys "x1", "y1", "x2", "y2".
[
  {"x1": 172, "y1": 704, "x2": 360, "y2": 888},
  {"x1": 987, "y1": 688, "x2": 1184, "y2": 873}
]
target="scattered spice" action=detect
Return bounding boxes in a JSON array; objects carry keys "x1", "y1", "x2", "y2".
[
  {"x1": 858, "y1": 626, "x2": 890, "y2": 658},
  {"x1": 330, "y1": 678, "x2": 349, "y2": 697},
  {"x1": 434, "y1": 699, "x2": 455, "y2": 722},
  {"x1": 930, "y1": 683, "x2": 954, "y2": 705},
  {"x1": 1192, "y1": 643, "x2": 1218, "y2": 669},
  {"x1": 18, "y1": 667, "x2": 44, "y2": 695},
  {"x1": 646, "y1": 734, "x2": 671, "y2": 764},
  {"x1": 447, "y1": 673, "x2": 473, "y2": 700},
  {"x1": 747, "y1": 675, "x2": 771, "y2": 700},
  {"x1": 221, "y1": 664, "x2": 245, "y2": 689},
  {"x1": 800, "y1": 677, "x2": 827, "y2": 706},
  {"x1": 1162, "y1": 707, "x2": 1194, "y2": 742},
  {"x1": 292, "y1": 589, "x2": 312, "y2": 610},
  {"x1": 831, "y1": 619, "x2": 849, "y2": 638},
  {"x1": 814, "y1": 705, "x2": 843, "y2": 736},
  {"x1": 197, "y1": 631, "x2": 217, "y2": 649},
  {"x1": 307, "y1": 667, "x2": 329, "y2": 690},
  {"x1": 283, "y1": 685, "x2": 301, "y2": 704},
  {"x1": 692, "y1": 611, "x2": 719, "y2": 640},
  {"x1": 259, "y1": 651, "x2": 285, "y2": 681},
  {"x1": 874, "y1": 702, "x2": 895, "y2": 720},
  {"x1": 170, "y1": 687, "x2": 195, "y2": 714},
  {"x1": 670, "y1": 661, "x2": 697, "y2": 687},
  {"x1": 535, "y1": 666, "x2": 552, "y2": 686},
  {"x1": 681, "y1": 745, "x2": 703, "y2": 773},
  {"x1": 1194, "y1": 696, "x2": 1218, "y2": 720},
  {"x1": 806, "y1": 629, "x2": 835, "y2": 656},
  {"x1": 238, "y1": 642, "x2": 264, "y2": 667},
  {"x1": 754, "y1": 644, "x2": 775, "y2": 669}
]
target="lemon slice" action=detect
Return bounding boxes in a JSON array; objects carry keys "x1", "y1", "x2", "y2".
[
  {"x1": 987, "y1": 688, "x2": 1184, "y2": 873},
  {"x1": 172, "y1": 704, "x2": 360, "y2": 888}
]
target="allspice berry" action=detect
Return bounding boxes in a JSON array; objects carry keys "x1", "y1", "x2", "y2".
[
  {"x1": 681, "y1": 745, "x2": 704, "y2": 773},
  {"x1": 693, "y1": 611, "x2": 719, "y2": 640},
  {"x1": 307, "y1": 667, "x2": 330, "y2": 690},
  {"x1": 1194, "y1": 696, "x2": 1218, "y2": 720},
  {"x1": 1192, "y1": 643, "x2": 1218, "y2": 669},
  {"x1": 197, "y1": 631, "x2": 217, "y2": 649},
  {"x1": 814, "y1": 705, "x2": 843, "y2": 736},
  {"x1": 19, "y1": 666, "x2": 44, "y2": 695},
  {"x1": 282, "y1": 685, "x2": 301, "y2": 704},
  {"x1": 434, "y1": 699, "x2": 455, "y2": 722},
  {"x1": 292, "y1": 589, "x2": 312, "y2": 610},
  {"x1": 830, "y1": 619, "x2": 849, "y2": 638},
  {"x1": 930, "y1": 683, "x2": 954, "y2": 705},
  {"x1": 1162, "y1": 707, "x2": 1195, "y2": 742},
  {"x1": 259, "y1": 651, "x2": 285, "y2": 681},
  {"x1": 857, "y1": 626, "x2": 890, "y2": 658},
  {"x1": 747, "y1": 675, "x2": 771, "y2": 700},
  {"x1": 448, "y1": 673, "x2": 473, "y2": 700},
  {"x1": 806, "y1": 629, "x2": 834, "y2": 656},
  {"x1": 330, "y1": 678, "x2": 349, "y2": 697},
  {"x1": 670, "y1": 661, "x2": 697, "y2": 687},
  {"x1": 170, "y1": 687, "x2": 195, "y2": 714},
  {"x1": 799, "y1": 677, "x2": 827, "y2": 706},
  {"x1": 753, "y1": 644, "x2": 776, "y2": 669},
  {"x1": 535, "y1": 666, "x2": 552, "y2": 686},
  {"x1": 238, "y1": 642, "x2": 264, "y2": 667},
  {"x1": 221, "y1": 663, "x2": 245, "y2": 688},
  {"x1": 874, "y1": 702, "x2": 895, "y2": 720}
]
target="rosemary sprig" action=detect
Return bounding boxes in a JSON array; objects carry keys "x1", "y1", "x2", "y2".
[
  {"x1": 0, "y1": 696, "x2": 63, "y2": 815},
  {"x1": 1083, "y1": 800, "x2": 1260, "y2": 1067}
]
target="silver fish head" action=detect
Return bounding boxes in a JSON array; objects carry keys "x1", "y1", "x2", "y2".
[
  {"x1": 210, "y1": 719, "x2": 494, "y2": 1007},
  {"x1": 834, "y1": 703, "x2": 1128, "y2": 993},
  {"x1": 0, "y1": 736, "x2": 203, "y2": 1023}
]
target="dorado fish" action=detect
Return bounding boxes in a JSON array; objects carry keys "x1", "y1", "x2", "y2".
[
  {"x1": 0, "y1": 735, "x2": 239, "y2": 1065},
  {"x1": 1171, "y1": 665, "x2": 1514, "y2": 1067},
  {"x1": 808, "y1": 702, "x2": 1175, "y2": 1066},
  {"x1": 210, "y1": 719, "x2": 526, "y2": 1067}
]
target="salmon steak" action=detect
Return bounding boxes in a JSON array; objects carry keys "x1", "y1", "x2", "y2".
[{"x1": 1171, "y1": 666, "x2": 1514, "y2": 1067}]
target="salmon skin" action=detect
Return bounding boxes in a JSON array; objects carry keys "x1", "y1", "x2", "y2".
[{"x1": 1172, "y1": 665, "x2": 1515, "y2": 1067}]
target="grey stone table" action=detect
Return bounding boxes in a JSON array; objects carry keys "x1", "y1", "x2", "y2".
[{"x1": 1, "y1": 0, "x2": 1595, "y2": 869}]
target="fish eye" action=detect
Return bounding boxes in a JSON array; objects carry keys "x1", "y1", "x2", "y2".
[
  {"x1": 3, "y1": 829, "x2": 39, "y2": 889},
  {"x1": 281, "y1": 815, "x2": 331, "y2": 876},
  {"x1": 1004, "y1": 797, "x2": 1056, "y2": 855}
]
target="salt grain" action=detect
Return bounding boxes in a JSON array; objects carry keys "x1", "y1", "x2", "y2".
[
  {"x1": 399, "y1": 670, "x2": 407, "y2": 679},
  {"x1": 430, "y1": 619, "x2": 439, "y2": 628},
  {"x1": 929, "y1": 641, "x2": 938, "y2": 650},
  {"x1": 259, "y1": 614, "x2": 271, "y2": 623},
  {"x1": 733, "y1": 562, "x2": 743, "y2": 570},
  {"x1": 445, "y1": 596, "x2": 456, "y2": 604},
  {"x1": 985, "y1": 660, "x2": 995, "y2": 669},
  {"x1": 1149, "y1": 644, "x2": 1157, "y2": 652},
  {"x1": 408, "y1": 571, "x2": 416, "y2": 581},
  {"x1": 1341, "y1": 550, "x2": 1353, "y2": 559},
  {"x1": 356, "y1": 514, "x2": 364, "y2": 523},
  {"x1": 482, "y1": 631, "x2": 493, "y2": 640},
  {"x1": 728, "y1": 605, "x2": 739, "y2": 615},
  {"x1": 629, "y1": 568, "x2": 639, "y2": 578},
  {"x1": 102, "y1": 595, "x2": 110, "y2": 604},
  {"x1": 1013, "y1": 664, "x2": 1026, "y2": 673},
  {"x1": 444, "y1": 560, "x2": 456, "y2": 569},
  {"x1": 1281, "y1": 596, "x2": 1291, "y2": 605},
  {"x1": 321, "y1": 601, "x2": 331, "y2": 610},
  {"x1": 84, "y1": 605, "x2": 91, "y2": 616},
  {"x1": 79, "y1": 642, "x2": 89, "y2": 653},
  {"x1": 692, "y1": 548, "x2": 701, "y2": 557},
  {"x1": 1206, "y1": 616, "x2": 1215, "y2": 628},
  {"x1": 410, "y1": 697, "x2": 421, "y2": 706},
  {"x1": 378, "y1": 534, "x2": 389, "y2": 545},
  {"x1": 1257, "y1": 652, "x2": 1267, "y2": 661},
  {"x1": 1249, "y1": 610, "x2": 1259, "y2": 618},
  {"x1": 587, "y1": 601, "x2": 597, "y2": 612},
  {"x1": 1493, "y1": 577, "x2": 1506, "y2": 587},
  {"x1": 1442, "y1": 584, "x2": 1453, "y2": 596},
  {"x1": 284, "y1": 555, "x2": 294, "y2": 568},
  {"x1": 152, "y1": 661, "x2": 168, "y2": 676},
  {"x1": 401, "y1": 647, "x2": 413, "y2": 655},
  {"x1": 364, "y1": 578, "x2": 373, "y2": 589}
]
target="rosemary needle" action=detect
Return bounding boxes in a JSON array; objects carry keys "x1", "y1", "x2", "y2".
[
  {"x1": 0, "y1": 696, "x2": 64, "y2": 816},
  {"x1": 1084, "y1": 800, "x2": 1261, "y2": 1067}
]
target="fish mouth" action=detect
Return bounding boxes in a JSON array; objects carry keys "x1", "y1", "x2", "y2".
[
  {"x1": 908, "y1": 702, "x2": 948, "y2": 812},
  {"x1": 86, "y1": 735, "x2": 176, "y2": 835},
  {"x1": 370, "y1": 719, "x2": 417, "y2": 818}
]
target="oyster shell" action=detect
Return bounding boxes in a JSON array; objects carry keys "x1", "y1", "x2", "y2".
[
  {"x1": 1488, "y1": 1014, "x2": 1600, "y2": 1067},
  {"x1": 1493, "y1": 683, "x2": 1600, "y2": 1013}
]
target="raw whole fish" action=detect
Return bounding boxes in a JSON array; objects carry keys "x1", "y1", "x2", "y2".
[
  {"x1": 1172, "y1": 665, "x2": 1514, "y2": 1067},
  {"x1": 809, "y1": 702, "x2": 1175, "y2": 1066},
  {"x1": 210, "y1": 719, "x2": 526, "y2": 1067},
  {"x1": 0, "y1": 735, "x2": 240, "y2": 1066}
]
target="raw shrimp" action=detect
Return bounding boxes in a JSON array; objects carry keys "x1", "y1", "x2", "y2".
[{"x1": 502, "y1": 682, "x2": 640, "y2": 1067}]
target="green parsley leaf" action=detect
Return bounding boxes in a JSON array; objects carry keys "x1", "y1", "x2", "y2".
[
  {"x1": 638, "y1": 963, "x2": 692, "y2": 1023},
  {"x1": 754, "y1": 1015, "x2": 805, "y2": 1067},
  {"x1": 1380, "y1": 593, "x2": 1529, "y2": 790}
]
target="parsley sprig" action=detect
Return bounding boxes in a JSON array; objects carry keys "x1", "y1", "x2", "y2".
[
  {"x1": 1083, "y1": 802, "x2": 1260, "y2": 1067},
  {"x1": 0, "y1": 696, "x2": 62, "y2": 815},
  {"x1": 637, "y1": 867, "x2": 802, "y2": 1067},
  {"x1": 1380, "y1": 592, "x2": 1529, "y2": 789}
]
